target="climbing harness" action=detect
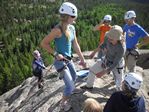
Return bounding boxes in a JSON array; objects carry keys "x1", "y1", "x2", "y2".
[{"x1": 126, "y1": 48, "x2": 140, "y2": 59}]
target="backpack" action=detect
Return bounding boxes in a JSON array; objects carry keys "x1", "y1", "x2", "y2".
[{"x1": 32, "y1": 58, "x2": 45, "y2": 77}]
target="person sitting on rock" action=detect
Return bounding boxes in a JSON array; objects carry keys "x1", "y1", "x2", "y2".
[
  {"x1": 81, "y1": 25, "x2": 126, "y2": 91},
  {"x1": 104, "y1": 72, "x2": 146, "y2": 112},
  {"x1": 83, "y1": 98, "x2": 103, "y2": 112}
]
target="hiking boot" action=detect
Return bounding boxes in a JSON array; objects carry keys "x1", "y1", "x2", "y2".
[
  {"x1": 80, "y1": 85, "x2": 93, "y2": 90},
  {"x1": 60, "y1": 101, "x2": 72, "y2": 111},
  {"x1": 38, "y1": 83, "x2": 44, "y2": 89},
  {"x1": 64, "y1": 101, "x2": 72, "y2": 111},
  {"x1": 41, "y1": 79, "x2": 44, "y2": 83}
]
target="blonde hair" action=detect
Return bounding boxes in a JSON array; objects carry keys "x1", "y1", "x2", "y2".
[
  {"x1": 60, "y1": 14, "x2": 70, "y2": 40},
  {"x1": 83, "y1": 98, "x2": 103, "y2": 112},
  {"x1": 60, "y1": 14, "x2": 69, "y2": 23}
]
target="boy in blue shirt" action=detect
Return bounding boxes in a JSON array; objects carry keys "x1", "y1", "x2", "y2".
[{"x1": 123, "y1": 10, "x2": 149, "y2": 72}]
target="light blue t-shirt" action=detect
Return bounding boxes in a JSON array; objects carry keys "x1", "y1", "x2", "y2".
[
  {"x1": 123, "y1": 23, "x2": 149, "y2": 49},
  {"x1": 54, "y1": 24, "x2": 75, "y2": 57}
]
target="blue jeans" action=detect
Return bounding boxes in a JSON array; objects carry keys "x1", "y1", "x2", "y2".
[{"x1": 54, "y1": 60, "x2": 77, "y2": 96}]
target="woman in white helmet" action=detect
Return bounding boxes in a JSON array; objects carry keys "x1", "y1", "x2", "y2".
[
  {"x1": 91, "y1": 15, "x2": 112, "y2": 59},
  {"x1": 104, "y1": 72, "x2": 146, "y2": 112},
  {"x1": 123, "y1": 10, "x2": 149, "y2": 72},
  {"x1": 41, "y1": 2, "x2": 86, "y2": 111}
]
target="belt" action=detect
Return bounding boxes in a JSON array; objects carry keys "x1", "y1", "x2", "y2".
[
  {"x1": 126, "y1": 47, "x2": 136, "y2": 51},
  {"x1": 64, "y1": 55, "x2": 72, "y2": 61},
  {"x1": 57, "y1": 56, "x2": 71, "y2": 73}
]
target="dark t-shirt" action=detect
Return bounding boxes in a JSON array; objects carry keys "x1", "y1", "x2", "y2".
[{"x1": 104, "y1": 91, "x2": 146, "y2": 112}]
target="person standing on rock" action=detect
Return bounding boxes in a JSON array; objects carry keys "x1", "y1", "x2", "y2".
[
  {"x1": 123, "y1": 10, "x2": 149, "y2": 72},
  {"x1": 90, "y1": 15, "x2": 112, "y2": 59},
  {"x1": 41, "y1": 2, "x2": 86, "y2": 111},
  {"x1": 104, "y1": 72, "x2": 146, "y2": 112},
  {"x1": 81, "y1": 25, "x2": 126, "y2": 91},
  {"x1": 32, "y1": 50, "x2": 46, "y2": 89}
]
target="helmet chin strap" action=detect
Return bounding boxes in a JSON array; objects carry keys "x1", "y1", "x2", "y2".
[
  {"x1": 72, "y1": 21, "x2": 76, "y2": 24},
  {"x1": 123, "y1": 82, "x2": 137, "y2": 98}
]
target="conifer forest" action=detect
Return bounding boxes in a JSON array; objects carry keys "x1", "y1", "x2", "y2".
[{"x1": 0, "y1": 0, "x2": 149, "y2": 95}]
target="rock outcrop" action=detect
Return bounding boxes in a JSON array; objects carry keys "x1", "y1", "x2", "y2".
[
  {"x1": 0, "y1": 50, "x2": 149, "y2": 112},
  {"x1": 137, "y1": 49, "x2": 149, "y2": 69}
]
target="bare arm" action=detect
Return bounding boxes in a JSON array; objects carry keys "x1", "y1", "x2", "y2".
[
  {"x1": 73, "y1": 36, "x2": 86, "y2": 66},
  {"x1": 89, "y1": 35, "x2": 108, "y2": 58},
  {"x1": 141, "y1": 36, "x2": 149, "y2": 46},
  {"x1": 137, "y1": 35, "x2": 149, "y2": 48},
  {"x1": 89, "y1": 45, "x2": 101, "y2": 58},
  {"x1": 93, "y1": 20, "x2": 104, "y2": 31},
  {"x1": 40, "y1": 28, "x2": 61, "y2": 55}
]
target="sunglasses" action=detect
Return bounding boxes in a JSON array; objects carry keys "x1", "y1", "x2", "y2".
[
  {"x1": 104, "y1": 21, "x2": 111, "y2": 23},
  {"x1": 70, "y1": 16, "x2": 76, "y2": 18}
]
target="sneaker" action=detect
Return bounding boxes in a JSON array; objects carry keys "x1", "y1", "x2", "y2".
[
  {"x1": 72, "y1": 88, "x2": 82, "y2": 94},
  {"x1": 38, "y1": 83, "x2": 44, "y2": 89},
  {"x1": 63, "y1": 101, "x2": 72, "y2": 111},
  {"x1": 60, "y1": 101, "x2": 72, "y2": 111},
  {"x1": 80, "y1": 85, "x2": 93, "y2": 90},
  {"x1": 40, "y1": 78, "x2": 44, "y2": 82}
]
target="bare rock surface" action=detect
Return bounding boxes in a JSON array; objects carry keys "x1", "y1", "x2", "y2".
[
  {"x1": 0, "y1": 50, "x2": 149, "y2": 112},
  {"x1": 137, "y1": 49, "x2": 149, "y2": 69}
]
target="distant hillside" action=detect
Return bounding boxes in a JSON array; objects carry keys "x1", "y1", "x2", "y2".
[{"x1": 131, "y1": 0, "x2": 149, "y2": 3}]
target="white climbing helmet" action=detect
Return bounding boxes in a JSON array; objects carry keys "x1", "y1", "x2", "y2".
[
  {"x1": 59, "y1": 2, "x2": 77, "y2": 17},
  {"x1": 103, "y1": 15, "x2": 112, "y2": 21},
  {"x1": 124, "y1": 72, "x2": 143, "y2": 90},
  {"x1": 124, "y1": 10, "x2": 136, "y2": 20},
  {"x1": 33, "y1": 50, "x2": 41, "y2": 58}
]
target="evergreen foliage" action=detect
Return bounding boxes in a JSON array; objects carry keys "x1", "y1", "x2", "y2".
[{"x1": 0, "y1": 0, "x2": 149, "y2": 94}]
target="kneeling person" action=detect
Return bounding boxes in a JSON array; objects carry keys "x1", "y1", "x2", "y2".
[{"x1": 81, "y1": 25, "x2": 126, "y2": 91}]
